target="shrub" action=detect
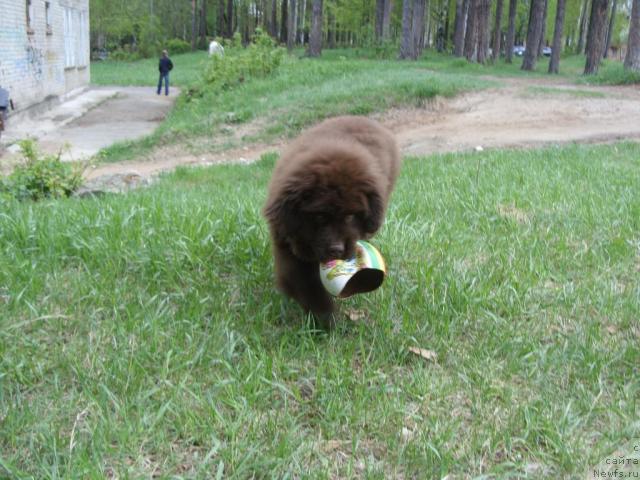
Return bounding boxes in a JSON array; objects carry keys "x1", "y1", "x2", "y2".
[
  {"x1": 0, "y1": 140, "x2": 83, "y2": 201},
  {"x1": 584, "y1": 63, "x2": 640, "y2": 85},
  {"x1": 166, "y1": 38, "x2": 191, "y2": 55},
  {"x1": 109, "y1": 46, "x2": 142, "y2": 62},
  {"x1": 201, "y1": 29, "x2": 285, "y2": 91},
  {"x1": 354, "y1": 39, "x2": 399, "y2": 59}
]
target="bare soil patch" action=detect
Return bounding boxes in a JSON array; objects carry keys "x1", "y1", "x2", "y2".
[{"x1": 86, "y1": 76, "x2": 640, "y2": 180}]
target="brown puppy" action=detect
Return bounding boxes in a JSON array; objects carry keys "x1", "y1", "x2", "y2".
[{"x1": 263, "y1": 116, "x2": 401, "y2": 323}]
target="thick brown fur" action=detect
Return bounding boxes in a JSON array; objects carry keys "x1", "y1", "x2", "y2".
[{"x1": 263, "y1": 116, "x2": 401, "y2": 324}]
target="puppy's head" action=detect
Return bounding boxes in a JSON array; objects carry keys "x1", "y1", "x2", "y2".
[{"x1": 264, "y1": 149, "x2": 385, "y2": 263}]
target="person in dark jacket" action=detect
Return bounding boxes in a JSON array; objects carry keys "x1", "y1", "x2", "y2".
[
  {"x1": 157, "y1": 50, "x2": 173, "y2": 96},
  {"x1": 0, "y1": 86, "x2": 14, "y2": 135}
]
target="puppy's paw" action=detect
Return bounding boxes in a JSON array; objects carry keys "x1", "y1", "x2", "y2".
[{"x1": 312, "y1": 310, "x2": 339, "y2": 330}]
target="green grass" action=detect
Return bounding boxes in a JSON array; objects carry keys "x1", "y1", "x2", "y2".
[
  {"x1": 91, "y1": 51, "x2": 208, "y2": 88},
  {"x1": 581, "y1": 60, "x2": 640, "y2": 86},
  {"x1": 1, "y1": 141, "x2": 639, "y2": 478},
  {"x1": 416, "y1": 50, "x2": 638, "y2": 85},
  {"x1": 525, "y1": 86, "x2": 607, "y2": 98},
  {"x1": 411, "y1": 50, "x2": 585, "y2": 78}
]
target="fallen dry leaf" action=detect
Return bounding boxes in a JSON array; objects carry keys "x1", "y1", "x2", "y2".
[
  {"x1": 605, "y1": 325, "x2": 618, "y2": 335},
  {"x1": 401, "y1": 427, "x2": 415, "y2": 442},
  {"x1": 346, "y1": 309, "x2": 367, "y2": 322},
  {"x1": 321, "y1": 439, "x2": 349, "y2": 453},
  {"x1": 408, "y1": 347, "x2": 438, "y2": 362},
  {"x1": 497, "y1": 203, "x2": 530, "y2": 224}
]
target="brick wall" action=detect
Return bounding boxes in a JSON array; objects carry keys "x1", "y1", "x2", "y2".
[{"x1": 0, "y1": 0, "x2": 90, "y2": 116}]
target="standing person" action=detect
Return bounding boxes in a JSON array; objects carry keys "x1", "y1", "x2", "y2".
[
  {"x1": 0, "y1": 86, "x2": 14, "y2": 136},
  {"x1": 157, "y1": 50, "x2": 173, "y2": 96}
]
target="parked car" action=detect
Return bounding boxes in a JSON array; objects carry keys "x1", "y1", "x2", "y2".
[
  {"x1": 91, "y1": 48, "x2": 108, "y2": 61},
  {"x1": 542, "y1": 46, "x2": 552, "y2": 57},
  {"x1": 513, "y1": 45, "x2": 525, "y2": 56}
]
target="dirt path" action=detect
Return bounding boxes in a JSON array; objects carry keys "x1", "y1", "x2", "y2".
[{"x1": 86, "y1": 77, "x2": 640, "y2": 180}]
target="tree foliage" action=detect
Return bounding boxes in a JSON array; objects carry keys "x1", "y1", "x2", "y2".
[{"x1": 89, "y1": 0, "x2": 637, "y2": 78}]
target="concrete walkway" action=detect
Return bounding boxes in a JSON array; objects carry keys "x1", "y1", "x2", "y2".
[{"x1": 1, "y1": 86, "x2": 177, "y2": 161}]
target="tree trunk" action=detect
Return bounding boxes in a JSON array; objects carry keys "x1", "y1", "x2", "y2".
[
  {"x1": 603, "y1": 0, "x2": 617, "y2": 58},
  {"x1": 464, "y1": 0, "x2": 478, "y2": 60},
  {"x1": 423, "y1": 0, "x2": 430, "y2": 49},
  {"x1": 376, "y1": 0, "x2": 385, "y2": 40},
  {"x1": 537, "y1": 0, "x2": 548, "y2": 56},
  {"x1": 238, "y1": 2, "x2": 247, "y2": 44},
  {"x1": 271, "y1": 0, "x2": 278, "y2": 38},
  {"x1": 443, "y1": 3, "x2": 451, "y2": 50},
  {"x1": 584, "y1": 0, "x2": 609, "y2": 74},
  {"x1": 453, "y1": 0, "x2": 466, "y2": 56},
  {"x1": 505, "y1": 0, "x2": 517, "y2": 62},
  {"x1": 625, "y1": 0, "x2": 640, "y2": 70},
  {"x1": 548, "y1": 0, "x2": 566, "y2": 72},
  {"x1": 383, "y1": 0, "x2": 393, "y2": 38},
  {"x1": 307, "y1": 0, "x2": 323, "y2": 56},
  {"x1": 492, "y1": 0, "x2": 504, "y2": 60},
  {"x1": 434, "y1": 4, "x2": 446, "y2": 51},
  {"x1": 226, "y1": 0, "x2": 233, "y2": 38},
  {"x1": 411, "y1": 0, "x2": 427, "y2": 58},
  {"x1": 521, "y1": 0, "x2": 544, "y2": 70},
  {"x1": 328, "y1": 6, "x2": 336, "y2": 47},
  {"x1": 400, "y1": 0, "x2": 414, "y2": 58},
  {"x1": 576, "y1": 0, "x2": 589, "y2": 53},
  {"x1": 266, "y1": 0, "x2": 273, "y2": 37},
  {"x1": 287, "y1": 0, "x2": 297, "y2": 49},
  {"x1": 191, "y1": 0, "x2": 198, "y2": 50},
  {"x1": 217, "y1": 0, "x2": 225, "y2": 37},
  {"x1": 476, "y1": 0, "x2": 491, "y2": 64},
  {"x1": 234, "y1": 2, "x2": 238, "y2": 39},
  {"x1": 297, "y1": 0, "x2": 306, "y2": 44},
  {"x1": 200, "y1": 0, "x2": 207, "y2": 47},
  {"x1": 281, "y1": 0, "x2": 288, "y2": 42}
]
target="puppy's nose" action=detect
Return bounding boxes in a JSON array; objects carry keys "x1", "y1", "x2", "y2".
[{"x1": 327, "y1": 242, "x2": 345, "y2": 259}]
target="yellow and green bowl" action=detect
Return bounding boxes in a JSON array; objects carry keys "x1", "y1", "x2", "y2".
[{"x1": 319, "y1": 240, "x2": 386, "y2": 298}]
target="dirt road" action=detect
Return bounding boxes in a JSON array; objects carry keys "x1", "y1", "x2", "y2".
[{"x1": 83, "y1": 77, "x2": 640, "y2": 180}]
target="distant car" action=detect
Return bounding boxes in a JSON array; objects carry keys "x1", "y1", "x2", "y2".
[
  {"x1": 542, "y1": 46, "x2": 552, "y2": 57},
  {"x1": 513, "y1": 45, "x2": 525, "y2": 56},
  {"x1": 92, "y1": 48, "x2": 108, "y2": 61}
]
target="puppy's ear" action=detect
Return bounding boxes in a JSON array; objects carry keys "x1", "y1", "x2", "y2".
[
  {"x1": 363, "y1": 190, "x2": 384, "y2": 234},
  {"x1": 263, "y1": 188, "x2": 303, "y2": 237}
]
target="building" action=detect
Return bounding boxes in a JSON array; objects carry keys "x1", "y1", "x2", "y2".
[{"x1": 0, "y1": 0, "x2": 90, "y2": 118}]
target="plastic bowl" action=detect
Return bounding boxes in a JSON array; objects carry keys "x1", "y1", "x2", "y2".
[{"x1": 319, "y1": 240, "x2": 386, "y2": 298}]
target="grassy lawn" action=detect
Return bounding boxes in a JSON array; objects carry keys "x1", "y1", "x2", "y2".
[
  {"x1": 1, "y1": 141, "x2": 639, "y2": 478},
  {"x1": 417, "y1": 51, "x2": 615, "y2": 79},
  {"x1": 524, "y1": 86, "x2": 607, "y2": 98},
  {"x1": 91, "y1": 51, "x2": 208, "y2": 88},
  {"x1": 91, "y1": 49, "x2": 497, "y2": 163}
]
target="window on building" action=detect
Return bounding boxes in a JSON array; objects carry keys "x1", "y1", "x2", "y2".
[
  {"x1": 45, "y1": 1, "x2": 52, "y2": 33},
  {"x1": 63, "y1": 8, "x2": 89, "y2": 68},
  {"x1": 26, "y1": 0, "x2": 35, "y2": 33},
  {"x1": 76, "y1": 10, "x2": 88, "y2": 67},
  {"x1": 64, "y1": 7, "x2": 75, "y2": 67}
]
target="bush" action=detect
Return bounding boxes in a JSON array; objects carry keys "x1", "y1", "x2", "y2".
[
  {"x1": 201, "y1": 29, "x2": 285, "y2": 91},
  {"x1": 353, "y1": 40, "x2": 399, "y2": 60},
  {"x1": 109, "y1": 45, "x2": 142, "y2": 62},
  {"x1": 0, "y1": 140, "x2": 83, "y2": 201},
  {"x1": 166, "y1": 38, "x2": 191, "y2": 55},
  {"x1": 584, "y1": 62, "x2": 640, "y2": 85}
]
